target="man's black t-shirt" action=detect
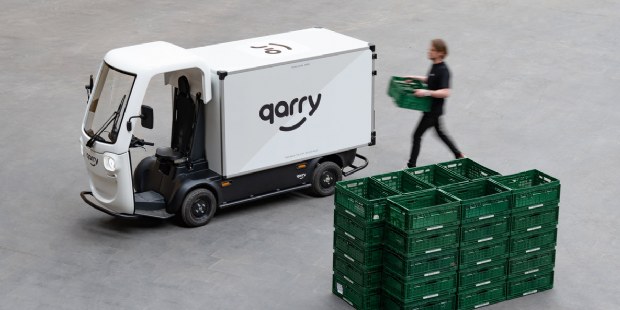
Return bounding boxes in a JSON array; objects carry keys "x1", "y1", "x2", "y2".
[{"x1": 426, "y1": 62, "x2": 450, "y2": 116}]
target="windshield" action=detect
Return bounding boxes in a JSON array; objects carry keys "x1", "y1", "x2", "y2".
[{"x1": 84, "y1": 63, "x2": 136, "y2": 144}]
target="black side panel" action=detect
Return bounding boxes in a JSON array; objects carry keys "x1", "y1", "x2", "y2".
[
  {"x1": 133, "y1": 149, "x2": 359, "y2": 214},
  {"x1": 218, "y1": 161, "x2": 311, "y2": 205},
  {"x1": 191, "y1": 101, "x2": 206, "y2": 163},
  {"x1": 166, "y1": 165, "x2": 220, "y2": 214},
  {"x1": 133, "y1": 156, "x2": 160, "y2": 193},
  {"x1": 134, "y1": 157, "x2": 220, "y2": 214},
  {"x1": 340, "y1": 149, "x2": 357, "y2": 167},
  {"x1": 218, "y1": 148, "x2": 357, "y2": 206},
  {"x1": 321, "y1": 148, "x2": 357, "y2": 167}
]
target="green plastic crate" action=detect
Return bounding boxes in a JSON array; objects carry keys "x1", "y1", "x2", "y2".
[
  {"x1": 382, "y1": 269, "x2": 457, "y2": 302},
  {"x1": 386, "y1": 189, "x2": 460, "y2": 233},
  {"x1": 388, "y1": 76, "x2": 432, "y2": 112},
  {"x1": 371, "y1": 170, "x2": 433, "y2": 195},
  {"x1": 384, "y1": 224, "x2": 459, "y2": 256},
  {"x1": 437, "y1": 158, "x2": 501, "y2": 181},
  {"x1": 507, "y1": 270, "x2": 554, "y2": 300},
  {"x1": 334, "y1": 210, "x2": 384, "y2": 247},
  {"x1": 335, "y1": 177, "x2": 399, "y2": 224},
  {"x1": 458, "y1": 261, "x2": 507, "y2": 290},
  {"x1": 511, "y1": 204, "x2": 559, "y2": 233},
  {"x1": 459, "y1": 239, "x2": 509, "y2": 268},
  {"x1": 333, "y1": 231, "x2": 383, "y2": 269},
  {"x1": 441, "y1": 179, "x2": 512, "y2": 224},
  {"x1": 460, "y1": 216, "x2": 510, "y2": 245},
  {"x1": 332, "y1": 254, "x2": 382, "y2": 288},
  {"x1": 332, "y1": 273, "x2": 381, "y2": 310},
  {"x1": 508, "y1": 249, "x2": 556, "y2": 277},
  {"x1": 457, "y1": 283, "x2": 506, "y2": 310},
  {"x1": 510, "y1": 199, "x2": 558, "y2": 216},
  {"x1": 509, "y1": 228, "x2": 557, "y2": 256},
  {"x1": 383, "y1": 248, "x2": 458, "y2": 279},
  {"x1": 404, "y1": 165, "x2": 468, "y2": 187},
  {"x1": 507, "y1": 265, "x2": 554, "y2": 280},
  {"x1": 383, "y1": 293, "x2": 457, "y2": 310},
  {"x1": 492, "y1": 170, "x2": 561, "y2": 209}
]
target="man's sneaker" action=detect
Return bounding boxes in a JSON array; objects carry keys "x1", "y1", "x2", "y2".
[
  {"x1": 407, "y1": 162, "x2": 416, "y2": 168},
  {"x1": 456, "y1": 153, "x2": 466, "y2": 159}
]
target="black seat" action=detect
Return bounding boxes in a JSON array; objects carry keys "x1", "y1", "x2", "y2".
[{"x1": 156, "y1": 76, "x2": 196, "y2": 163}]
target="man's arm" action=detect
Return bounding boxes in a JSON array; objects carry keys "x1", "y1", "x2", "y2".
[
  {"x1": 414, "y1": 88, "x2": 450, "y2": 98},
  {"x1": 406, "y1": 75, "x2": 428, "y2": 83},
  {"x1": 414, "y1": 65, "x2": 450, "y2": 98}
]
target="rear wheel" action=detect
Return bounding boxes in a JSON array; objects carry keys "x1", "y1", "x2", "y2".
[
  {"x1": 311, "y1": 161, "x2": 342, "y2": 197},
  {"x1": 179, "y1": 188, "x2": 217, "y2": 227}
]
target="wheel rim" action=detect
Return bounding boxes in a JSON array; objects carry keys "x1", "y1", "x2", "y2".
[
  {"x1": 320, "y1": 170, "x2": 336, "y2": 189},
  {"x1": 191, "y1": 199, "x2": 210, "y2": 219}
]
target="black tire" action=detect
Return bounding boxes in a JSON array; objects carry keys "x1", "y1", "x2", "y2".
[
  {"x1": 311, "y1": 161, "x2": 342, "y2": 197},
  {"x1": 179, "y1": 188, "x2": 217, "y2": 227}
]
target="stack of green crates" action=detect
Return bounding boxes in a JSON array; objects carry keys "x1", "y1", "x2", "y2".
[
  {"x1": 387, "y1": 76, "x2": 432, "y2": 112},
  {"x1": 331, "y1": 158, "x2": 560, "y2": 310},
  {"x1": 492, "y1": 170, "x2": 560, "y2": 300},
  {"x1": 375, "y1": 166, "x2": 466, "y2": 309},
  {"x1": 441, "y1": 178, "x2": 513, "y2": 309},
  {"x1": 332, "y1": 177, "x2": 398, "y2": 309},
  {"x1": 382, "y1": 189, "x2": 462, "y2": 309}
]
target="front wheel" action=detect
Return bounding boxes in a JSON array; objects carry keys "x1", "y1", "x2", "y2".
[
  {"x1": 179, "y1": 188, "x2": 217, "y2": 227},
  {"x1": 311, "y1": 161, "x2": 342, "y2": 197}
]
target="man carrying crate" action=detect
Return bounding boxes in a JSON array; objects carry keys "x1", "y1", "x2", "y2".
[{"x1": 406, "y1": 39, "x2": 464, "y2": 168}]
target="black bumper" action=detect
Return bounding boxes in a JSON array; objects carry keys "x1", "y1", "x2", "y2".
[{"x1": 80, "y1": 191, "x2": 138, "y2": 219}]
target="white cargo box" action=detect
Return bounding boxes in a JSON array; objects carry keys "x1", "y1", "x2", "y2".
[{"x1": 191, "y1": 28, "x2": 374, "y2": 178}]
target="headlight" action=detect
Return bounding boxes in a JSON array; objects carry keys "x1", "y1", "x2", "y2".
[{"x1": 103, "y1": 154, "x2": 117, "y2": 172}]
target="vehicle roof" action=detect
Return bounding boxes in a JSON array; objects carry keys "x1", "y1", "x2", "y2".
[
  {"x1": 102, "y1": 28, "x2": 370, "y2": 76},
  {"x1": 189, "y1": 28, "x2": 370, "y2": 73},
  {"x1": 103, "y1": 41, "x2": 210, "y2": 77}
]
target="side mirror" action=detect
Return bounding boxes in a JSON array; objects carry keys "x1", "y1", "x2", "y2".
[
  {"x1": 85, "y1": 74, "x2": 93, "y2": 104},
  {"x1": 126, "y1": 105, "x2": 154, "y2": 131},
  {"x1": 141, "y1": 105, "x2": 154, "y2": 129}
]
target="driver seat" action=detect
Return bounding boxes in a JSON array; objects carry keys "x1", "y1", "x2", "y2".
[{"x1": 156, "y1": 76, "x2": 196, "y2": 164}]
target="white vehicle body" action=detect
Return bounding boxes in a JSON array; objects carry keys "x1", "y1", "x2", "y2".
[{"x1": 80, "y1": 28, "x2": 376, "y2": 226}]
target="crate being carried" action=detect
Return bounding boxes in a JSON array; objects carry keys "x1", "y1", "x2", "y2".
[{"x1": 387, "y1": 76, "x2": 432, "y2": 112}]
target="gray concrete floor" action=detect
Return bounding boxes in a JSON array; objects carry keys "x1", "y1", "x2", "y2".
[{"x1": 1, "y1": 1, "x2": 619, "y2": 309}]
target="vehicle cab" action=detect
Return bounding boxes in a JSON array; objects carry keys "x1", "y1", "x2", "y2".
[{"x1": 80, "y1": 41, "x2": 211, "y2": 218}]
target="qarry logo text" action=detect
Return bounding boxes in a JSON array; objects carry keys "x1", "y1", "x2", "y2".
[
  {"x1": 86, "y1": 153, "x2": 98, "y2": 166},
  {"x1": 251, "y1": 43, "x2": 292, "y2": 54},
  {"x1": 259, "y1": 93, "x2": 321, "y2": 131}
]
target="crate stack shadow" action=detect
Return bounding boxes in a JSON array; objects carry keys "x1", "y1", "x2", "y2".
[{"x1": 332, "y1": 158, "x2": 561, "y2": 310}]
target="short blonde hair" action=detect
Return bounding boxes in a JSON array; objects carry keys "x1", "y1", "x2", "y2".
[{"x1": 432, "y1": 39, "x2": 448, "y2": 58}]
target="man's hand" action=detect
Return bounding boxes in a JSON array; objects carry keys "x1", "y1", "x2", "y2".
[
  {"x1": 406, "y1": 75, "x2": 427, "y2": 82},
  {"x1": 414, "y1": 89, "x2": 431, "y2": 97}
]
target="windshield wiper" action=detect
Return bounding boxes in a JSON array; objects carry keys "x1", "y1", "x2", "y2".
[
  {"x1": 108, "y1": 95, "x2": 128, "y2": 142},
  {"x1": 86, "y1": 95, "x2": 125, "y2": 148}
]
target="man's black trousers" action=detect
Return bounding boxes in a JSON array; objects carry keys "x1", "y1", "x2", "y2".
[{"x1": 408, "y1": 113, "x2": 461, "y2": 167}]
